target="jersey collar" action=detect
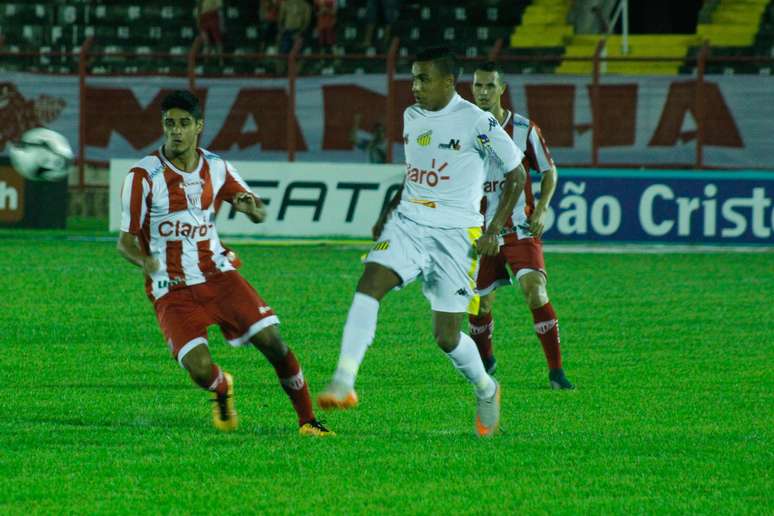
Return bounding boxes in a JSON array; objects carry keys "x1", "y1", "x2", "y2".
[{"x1": 421, "y1": 93, "x2": 462, "y2": 117}]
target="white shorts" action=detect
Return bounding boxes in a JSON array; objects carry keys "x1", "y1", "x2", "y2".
[{"x1": 365, "y1": 212, "x2": 482, "y2": 314}]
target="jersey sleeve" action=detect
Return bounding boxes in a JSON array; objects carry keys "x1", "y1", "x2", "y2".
[
  {"x1": 526, "y1": 123, "x2": 555, "y2": 173},
  {"x1": 119, "y1": 168, "x2": 151, "y2": 234},
  {"x1": 217, "y1": 161, "x2": 255, "y2": 203},
  {"x1": 474, "y1": 112, "x2": 524, "y2": 177}
]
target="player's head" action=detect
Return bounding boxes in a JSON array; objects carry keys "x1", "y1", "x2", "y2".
[
  {"x1": 412, "y1": 47, "x2": 457, "y2": 111},
  {"x1": 161, "y1": 90, "x2": 204, "y2": 158},
  {"x1": 472, "y1": 61, "x2": 506, "y2": 113}
]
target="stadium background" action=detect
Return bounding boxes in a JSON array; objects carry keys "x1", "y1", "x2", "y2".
[{"x1": 1, "y1": 1, "x2": 772, "y2": 514}]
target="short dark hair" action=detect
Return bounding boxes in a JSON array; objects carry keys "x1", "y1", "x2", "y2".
[
  {"x1": 475, "y1": 61, "x2": 505, "y2": 84},
  {"x1": 161, "y1": 90, "x2": 202, "y2": 120},
  {"x1": 415, "y1": 47, "x2": 457, "y2": 80}
]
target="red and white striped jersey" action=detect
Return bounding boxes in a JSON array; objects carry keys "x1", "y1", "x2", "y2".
[
  {"x1": 120, "y1": 147, "x2": 253, "y2": 300},
  {"x1": 481, "y1": 111, "x2": 555, "y2": 240}
]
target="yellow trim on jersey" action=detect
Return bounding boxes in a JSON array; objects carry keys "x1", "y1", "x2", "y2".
[
  {"x1": 466, "y1": 227, "x2": 482, "y2": 315},
  {"x1": 408, "y1": 198, "x2": 438, "y2": 209},
  {"x1": 372, "y1": 240, "x2": 390, "y2": 251}
]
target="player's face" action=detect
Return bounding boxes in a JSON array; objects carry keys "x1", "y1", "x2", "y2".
[
  {"x1": 411, "y1": 61, "x2": 452, "y2": 111},
  {"x1": 472, "y1": 70, "x2": 505, "y2": 112},
  {"x1": 162, "y1": 108, "x2": 203, "y2": 158}
]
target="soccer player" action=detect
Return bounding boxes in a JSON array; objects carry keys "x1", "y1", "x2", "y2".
[
  {"x1": 469, "y1": 62, "x2": 574, "y2": 390},
  {"x1": 117, "y1": 90, "x2": 333, "y2": 436},
  {"x1": 317, "y1": 48, "x2": 528, "y2": 437}
]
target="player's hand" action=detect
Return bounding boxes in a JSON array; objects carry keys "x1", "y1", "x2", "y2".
[
  {"x1": 528, "y1": 207, "x2": 547, "y2": 239},
  {"x1": 476, "y1": 232, "x2": 501, "y2": 256},
  {"x1": 234, "y1": 192, "x2": 266, "y2": 223},
  {"x1": 142, "y1": 256, "x2": 160, "y2": 276}
]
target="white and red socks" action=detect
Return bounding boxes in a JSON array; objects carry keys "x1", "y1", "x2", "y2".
[
  {"x1": 469, "y1": 311, "x2": 494, "y2": 362},
  {"x1": 268, "y1": 349, "x2": 315, "y2": 426},
  {"x1": 532, "y1": 302, "x2": 562, "y2": 370},
  {"x1": 331, "y1": 292, "x2": 380, "y2": 389},
  {"x1": 446, "y1": 332, "x2": 497, "y2": 400}
]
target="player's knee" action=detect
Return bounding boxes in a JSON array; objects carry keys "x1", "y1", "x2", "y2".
[
  {"x1": 526, "y1": 283, "x2": 549, "y2": 308},
  {"x1": 182, "y1": 347, "x2": 212, "y2": 381},
  {"x1": 521, "y1": 273, "x2": 548, "y2": 308},
  {"x1": 251, "y1": 325, "x2": 287, "y2": 359},
  {"x1": 433, "y1": 328, "x2": 460, "y2": 352},
  {"x1": 478, "y1": 294, "x2": 495, "y2": 315}
]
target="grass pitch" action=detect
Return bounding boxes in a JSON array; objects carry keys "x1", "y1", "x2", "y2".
[{"x1": 0, "y1": 233, "x2": 772, "y2": 514}]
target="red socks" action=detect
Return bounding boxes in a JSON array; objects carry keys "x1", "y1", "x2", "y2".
[
  {"x1": 532, "y1": 302, "x2": 562, "y2": 369},
  {"x1": 268, "y1": 349, "x2": 315, "y2": 426},
  {"x1": 469, "y1": 311, "x2": 494, "y2": 361},
  {"x1": 192, "y1": 364, "x2": 228, "y2": 397}
]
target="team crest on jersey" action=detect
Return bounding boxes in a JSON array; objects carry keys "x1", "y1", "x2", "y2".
[
  {"x1": 438, "y1": 139, "x2": 461, "y2": 150},
  {"x1": 416, "y1": 130, "x2": 432, "y2": 146},
  {"x1": 477, "y1": 134, "x2": 491, "y2": 147},
  {"x1": 373, "y1": 240, "x2": 390, "y2": 251}
]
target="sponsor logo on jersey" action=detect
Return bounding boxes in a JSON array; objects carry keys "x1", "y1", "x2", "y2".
[
  {"x1": 488, "y1": 117, "x2": 498, "y2": 130},
  {"x1": 158, "y1": 220, "x2": 214, "y2": 238},
  {"x1": 416, "y1": 130, "x2": 432, "y2": 146},
  {"x1": 455, "y1": 288, "x2": 469, "y2": 296},
  {"x1": 405, "y1": 159, "x2": 450, "y2": 187},
  {"x1": 259, "y1": 305, "x2": 273, "y2": 314},
  {"x1": 477, "y1": 134, "x2": 491, "y2": 147},
  {"x1": 157, "y1": 277, "x2": 185, "y2": 289},
  {"x1": 408, "y1": 199, "x2": 437, "y2": 208},
  {"x1": 438, "y1": 139, "x2": 461, "y2": 150},
  {"x1": 373, "y1": 240, "x2": 390, "y2": 251}
]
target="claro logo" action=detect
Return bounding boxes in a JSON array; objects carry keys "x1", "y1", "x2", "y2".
[{"x1": 158, "y1": 220, "x2": 213, "y2": 238}]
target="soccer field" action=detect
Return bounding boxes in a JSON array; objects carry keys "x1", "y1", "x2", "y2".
[{"x1": 1, "y1": 233, "x2": 772, "y2": 514}]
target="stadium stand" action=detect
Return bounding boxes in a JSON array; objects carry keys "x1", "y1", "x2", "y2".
[{"x1": 0, "y1": 1, "x2": 773, "y2": 76}]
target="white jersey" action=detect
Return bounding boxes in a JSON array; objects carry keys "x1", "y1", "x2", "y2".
[
  {"x1": 398, "y1": 94, "x2": 523, "y2": 228},
  {"x1": 482, "y1": 111, "x2": 555, "y2": 239},
  {"x1": 120, "y1": 147, "x2": 253, "y2": 301}
]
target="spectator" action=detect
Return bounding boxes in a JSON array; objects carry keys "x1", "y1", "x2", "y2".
[
  {"x1": 362, "y1": 0, "x2": 401, "y2": 49},
  {"x1": 196, "y1": 0, "x2": 224, "y2": 66},
  {"x1": 315, "y1": 0, "x2": 337, "y2": 55},
  {"x1": 259, "y1": 0, "x2": 282, "y2": 52},
  {"x1": 350, "y1": 114, "x2": 387, "y2": 164},
  {"x1": 277, "y1": 0, "x2": 311, "y2": 55}
]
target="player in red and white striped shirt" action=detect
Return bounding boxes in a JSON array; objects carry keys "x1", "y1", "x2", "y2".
[
  {"x1": 117, "y1": 90, "x2": 333, "y2": 435},
  {"x1": 469, "y1": 63, "x2": 574, "y2": 390}
]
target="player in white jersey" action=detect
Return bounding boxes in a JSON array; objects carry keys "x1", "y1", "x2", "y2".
[
  {"x1": 117, "y1": 90, "x2": 333, "y2": 436},
  {"x1": 469, "y1": 62, "x2": 574, "y2": 390},
  {"x1": 318, "y1": 48, "x2": 528, "y2": 437}
]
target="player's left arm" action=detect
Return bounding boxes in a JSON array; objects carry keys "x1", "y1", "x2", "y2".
[
  {"x1": 220, "y1": 161, "x2": 267, "y2": 224},
  {"x1": 526, "y1": 125, "x2": 557, "y2": 239},
  {"x1": 478, "y1": 164, "x2": 527, "y2": 256}
]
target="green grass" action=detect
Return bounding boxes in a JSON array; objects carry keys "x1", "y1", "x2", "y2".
[{"x1": 0, "y1": 234, "x2": 772, "y2": 514}]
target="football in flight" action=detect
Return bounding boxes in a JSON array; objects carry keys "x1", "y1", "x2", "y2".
[{"x1": 9, "y1": 127, "x2": 74, "y2": 182}]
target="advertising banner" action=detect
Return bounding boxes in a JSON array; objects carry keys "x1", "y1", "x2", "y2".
[
  {"x1": 5, "y1": 73, "x2": 774, "y2": 168},
  {"x1": 109, "y1": 161, "x2": 774, "y2": 244}
]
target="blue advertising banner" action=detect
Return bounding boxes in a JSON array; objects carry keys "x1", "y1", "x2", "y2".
[{"x1": 541, "y1": 170, "x2": 774, "y2": 244}]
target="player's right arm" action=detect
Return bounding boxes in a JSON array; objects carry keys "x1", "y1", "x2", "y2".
[
  {"x1": 117, "y1": 232, "x2": 159, "y2": 275},
  {"x1": 116, "y1": 167, "x2": 159, "y2": 275},
  {"x1": 371, "y1": 183, "x2": 403, "y2": 240},
  {"x1": 473, "y1": 112, "x2": 526, "y2": 255}
]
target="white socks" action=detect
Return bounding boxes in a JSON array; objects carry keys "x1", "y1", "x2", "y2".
[
  {"x1": 446, "y1": 332, "x2": 497, "y2": 399},
  {"x1": 332, "y1": 292, "x2": 380, "y2": 389}
]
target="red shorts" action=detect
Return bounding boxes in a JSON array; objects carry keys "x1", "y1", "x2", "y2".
[
  {"x1": 153, "y1": 271, "x2": 278, "y2": 365},
  {"x1": 199, "y1": 10, "x2": 222, "y2": 44},
  {"x1": 476, "y1": 236, "x2": 546, "y2": 296}
]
